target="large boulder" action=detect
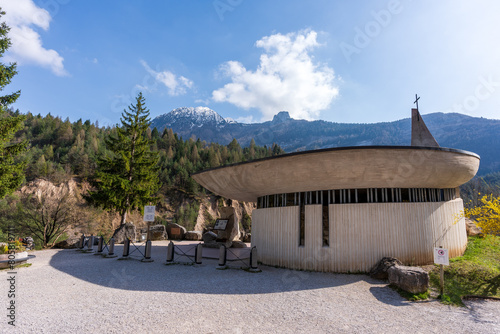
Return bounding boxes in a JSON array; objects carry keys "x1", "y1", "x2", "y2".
[
  {"x1": 370, "y1": 257, "x2": 403, "y2": 280},
  {"x1": 112, "y1": 222, "x2": 137, "y2": 244},
  {"x1": 243, "y1": 233, "x2": 251, "y2": 243},
  {"x1": 185, "y1": 231, "x2": 202, "y2": 241},
  {"x1": 203, "y1": 231, "x2": 217, "y2": 242},
  {"x1": 231, "y1": 241, "x2": 248, "y2": 248},
  {"x1": 202, "y1": 231, "x2": 218, "y2": 244},
  {"x1": 148, "y1": 224, "x2": 168, "y2": 241},
  {"x1": 166, "y1": 223, "x2": 187, "y2": 240},
  {"x1": 388, "y1": 264, "x2": 429, "y2": 294},
  {"x1": 215, "y1": 207, "x2": 239, "y2": 242},
  {"x1": 465, "y1": 218, "x2": 482, "y2": 236},
  {"x1": 53, "y1": 237, "x2": 81, "y2": 249}
]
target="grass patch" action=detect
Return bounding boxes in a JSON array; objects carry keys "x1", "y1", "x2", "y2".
[
  {"x1": 429, "y1": 235, "x2": 500, "y2": 306},
  {"x1": 389, "y1": 285, "x2": 430, "y2": 301},
  {"x1": 1, "y1": 262, "x2": 32, "y2": 271}
]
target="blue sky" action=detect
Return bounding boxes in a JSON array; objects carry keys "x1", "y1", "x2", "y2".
[{"x1": 2, "y1": 0, "x2": 500, "y2": 126}]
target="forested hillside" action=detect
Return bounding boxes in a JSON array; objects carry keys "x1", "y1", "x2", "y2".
[
  {"x1": 13, "y1": 110, "x2": 284, "y2": 194},
  {"x1": 0, "y1": 109, "x2": 284, "y2": 246}
]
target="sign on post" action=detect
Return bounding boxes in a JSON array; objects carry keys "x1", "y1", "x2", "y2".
[
  {"x1": 433, "y1": 247, "x2": 449, "y2": 266},
  {"x1": 143, "y1": 206, "x2": 156, "y2": 222},
  {"x1": 214, "y1": 219, "x2": 229, "y2": 231},
  {"x1": 434, "y1": 247, "x2": 449, "y2": 296}
]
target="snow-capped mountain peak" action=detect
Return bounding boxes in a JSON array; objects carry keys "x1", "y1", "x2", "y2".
[
  {"x1": 224, "y1": 117, "x2": 238, "y2": 124},
  {"x1": 152, "y1": 107, "x2": 226, "y2": 129}
]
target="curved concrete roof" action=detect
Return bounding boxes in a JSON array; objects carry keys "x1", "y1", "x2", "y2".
[{"x1": 192, "y1": 146, "x2": 480, "y2": 202}]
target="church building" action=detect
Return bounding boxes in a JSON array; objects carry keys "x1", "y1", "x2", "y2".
[{"x1": 192, "y1": 106, "x2": 480, "y2": 272}]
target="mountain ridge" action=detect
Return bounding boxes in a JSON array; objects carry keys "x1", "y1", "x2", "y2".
[{"x1": 151, "y1": 108, "x2": 500, "y2": 175}]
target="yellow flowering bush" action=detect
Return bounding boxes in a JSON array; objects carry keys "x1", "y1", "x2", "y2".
[{"x1": 465, "y1": 194, "x2": 500, "y2": 235}]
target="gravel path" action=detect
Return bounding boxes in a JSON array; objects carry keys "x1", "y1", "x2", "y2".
[{"x1": 1, "y1": 242, "x2": 499, "y2": 334}]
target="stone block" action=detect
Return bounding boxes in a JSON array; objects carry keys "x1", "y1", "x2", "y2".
[
  {"x1": 166, "y1": 223, "x2": 187, "y2": 240},
  {"x1": 388, "y1": 264, "x2": 429, "y2": 294},
  {"x1": 185, "y1": 231, "x2": 203, "y2": 241}
]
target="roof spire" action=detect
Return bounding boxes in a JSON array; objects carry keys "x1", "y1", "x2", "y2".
[{"x1": 411, "y1": 95, "x2": 439, "y2": 147}]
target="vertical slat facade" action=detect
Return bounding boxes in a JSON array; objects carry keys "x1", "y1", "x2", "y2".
[{"x1": 252, "y1": 198, "x2": 467, "y2": 272}]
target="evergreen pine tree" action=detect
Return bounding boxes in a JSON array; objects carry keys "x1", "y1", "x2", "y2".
[
  {"x1": 0, "y1": 9, "x2": 27, "y2": 199},
  {"x1": 87, "y1": 93, "x2": 160, "y2": 225}
]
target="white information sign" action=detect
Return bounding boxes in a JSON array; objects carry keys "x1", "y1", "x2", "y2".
[
  {"x1": 433, "y1": 247, "x2": 449, "y2": 266},
  {"x1": 143, "y1": 205, "x2": 156, "y2": 222}
]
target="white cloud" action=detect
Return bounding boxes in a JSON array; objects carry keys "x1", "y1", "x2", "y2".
[
  {"x1": 139, "y1": 60, "x2": 193, "y2": 96},
  {"x1": 194, "y1": 98, "x2": 210, "y2": 105},
  {"x1": 212, "y1": 30, "x2": 339, "y2": 120},
  {"x1": 235, "y1": 115, "x2": 255, "y2": 123},
  {"x1": 2, "y1": 0, "x2": 67, "y2": 76}
]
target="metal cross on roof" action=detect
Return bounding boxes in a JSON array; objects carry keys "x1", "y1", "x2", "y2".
[{"x1": 414, "y1": 94, "x2": 420, "y2": 111}]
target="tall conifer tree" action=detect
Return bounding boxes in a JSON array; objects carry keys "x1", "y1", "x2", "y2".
[
  {"x1": 88, "y1": 93, "x2": 160, "y2": 225},
  {"x1": 0, "y1": 9, "x2": 27, "y2": 199}
]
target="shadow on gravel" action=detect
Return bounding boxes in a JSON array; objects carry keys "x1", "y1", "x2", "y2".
[
  {"x1": 369, "y1": 287, "x2": 409, "y2": 307},
  {"x1": 48, "y1": 246, "x2": 401, "y2": 298}
]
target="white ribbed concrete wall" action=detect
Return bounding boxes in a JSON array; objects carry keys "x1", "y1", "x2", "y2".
[{"x1": 251, "y1": 199, "x2": 467, "y2": 272}]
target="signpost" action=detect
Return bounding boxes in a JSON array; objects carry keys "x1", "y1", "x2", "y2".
[
  {"x1": 433, "y1": 246, "x2": 449, "y2": 296},
  {"x1": 143, "y1": 206, "x2": 155, "y2": 240}
]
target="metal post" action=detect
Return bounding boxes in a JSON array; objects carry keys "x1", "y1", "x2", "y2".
[
  {"x1": 146, "y1": 222, "x2": 151, "y2": 241},
  {"x1": 249, "y1": 246, "x2": 261, "y2": 272},
  {"x1": 97, "y1": 236, "x2": 103, "y2": 253},
  {"x1": 195, "y1": 243, "x2": 203, "y2": 264},
  {"x1": 166, "y1": 241, "x2": 174, "y2": 263},
  {"x1": 79, "y1": 234, "x2": 85, "y2": 249},
  {"x1": 142, "y1": 240, "x2": 154, "y2": 262},
  {"x1": 122, "y1": 238, "x2": 130, "y2": 257},
  {"x1": 87, "y1": 235, "x2": 94, "y2": 252},
  {"x1": 216, "y1": 244, "x2": 227, "y2": 269},
  {"x1": 107, "y1": 238, "x2": 117, "y2": 257},
  {"x1": 439, "y1": 245, "x2": 444, "y2": 296}
]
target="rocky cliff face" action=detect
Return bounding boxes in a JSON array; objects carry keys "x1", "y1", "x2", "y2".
[{"x1": 20, "y1": 178, "x2": 81, "y2": 200}]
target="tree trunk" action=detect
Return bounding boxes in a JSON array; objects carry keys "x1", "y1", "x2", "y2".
[{"x1": 120, "y1": 211, "x2": 127, "y2": 225}]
